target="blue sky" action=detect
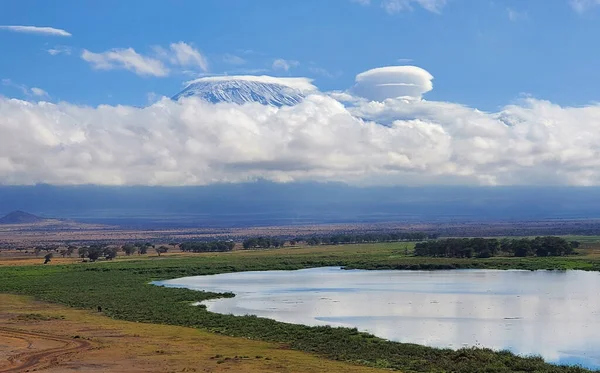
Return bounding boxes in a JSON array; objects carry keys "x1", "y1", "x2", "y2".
[
  {"x1": 1, "y1": 0, "x2": 600, "y2": 110},
  {"x1": 2, "y1": 0, "x2": 600, "y2": 187}
]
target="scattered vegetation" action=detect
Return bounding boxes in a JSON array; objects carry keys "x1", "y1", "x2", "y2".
[{"x1": 14, "y1": 313, "x2": 65, "y2": 321}]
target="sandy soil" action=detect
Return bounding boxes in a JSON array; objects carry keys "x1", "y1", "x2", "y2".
[{"x1": 0, "y1": 294, "x2": 385, "y2": 373}]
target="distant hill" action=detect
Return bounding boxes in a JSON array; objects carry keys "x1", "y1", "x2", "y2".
[{"x1": 0, "y1": 210, "x2": 44, "y2": 224}]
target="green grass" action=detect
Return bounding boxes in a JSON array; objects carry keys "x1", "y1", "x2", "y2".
[{"x1": 1, "y1": 243, "x2": 599, "y2": 373}]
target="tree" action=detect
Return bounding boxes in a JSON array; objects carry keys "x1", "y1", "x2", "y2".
[
  {"x1": 43, "y1": 252, "x2": 53, "y2": 264},
  {"x1": 87, "y1": 245, "x2": 104, "y2": 261},
  {"x1": 104, "y1": 247, "x2": 118, "y2": 260},
  {"x1": 78, "y1": 247, "x2": 88, "y2": 259},
  {"x1": 122, "y1": 244, "x2": 136, "y2": 256},
  {"x1": 137, "y1": 245, "x2": 148, "y2": 255},
  {"x1": 155, "y1": 246, "x2": 169, "y2": 256},
  {"x1": 67, "y1": 246, "x2": 77, "y2": 257},
  {"x1": 59, "y1": 249, "x2": 68, "y2": 258}
]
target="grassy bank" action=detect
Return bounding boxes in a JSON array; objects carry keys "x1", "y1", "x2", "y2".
[{"x1": 1, "y1": 243, "x2": 599, "y2": 372}]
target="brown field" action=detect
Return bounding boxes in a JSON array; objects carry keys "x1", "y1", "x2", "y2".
[
  {"x1": 0, "y1": 293, "x2": 386, "y2": 373},
  {"x1": 0, "y1": 220, "x2": 414, "y2": 247},
  {"x1": 5, "y1": 218, "x2": 600, "y2": 248}
]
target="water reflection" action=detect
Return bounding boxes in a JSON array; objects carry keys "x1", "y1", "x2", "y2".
[{"x1": 155, "y1": 268, "x2": 600, "y2": 368}]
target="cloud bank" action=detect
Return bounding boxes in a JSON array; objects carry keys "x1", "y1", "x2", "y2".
[
  {"x1": 0, "y1": 25, "x2": 72, "y2": 37},
  {"x1": 3, "y1": 65, "x2": 600, "y2": 186}
]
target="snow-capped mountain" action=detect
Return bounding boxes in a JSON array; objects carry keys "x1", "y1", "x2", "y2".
[{"x1": 172, "y1": 76, "x2": 313, "y2": 106}]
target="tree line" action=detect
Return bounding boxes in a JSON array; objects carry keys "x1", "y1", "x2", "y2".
[
  {"x1": 180, "y1": 241, "x2": 235, "y2": 253},
  {"x1": 241, "y1": 232, "x2": 436, "y2": 250},
  {"x1": 242, "y1": 237, "x2": 285, "y2": 249},
  {"x1": 303, "y1": 232, "x2": 436, "y2": 246},
  {"x1": 414, "y1": 236, "x2": 579, "y2": 258}
]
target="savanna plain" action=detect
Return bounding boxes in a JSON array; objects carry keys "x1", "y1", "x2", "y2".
[{"x1": 2, "y1": 236, "x2": 600, "y2": 372}]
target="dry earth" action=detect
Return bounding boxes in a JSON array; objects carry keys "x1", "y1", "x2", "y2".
[{"x1": 0, "y1": 294, "x2": 386, "y2": 373}]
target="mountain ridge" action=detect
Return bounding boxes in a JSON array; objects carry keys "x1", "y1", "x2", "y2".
[{"x1": 172, "y1": 77, "x2": 307, "y2": 106}]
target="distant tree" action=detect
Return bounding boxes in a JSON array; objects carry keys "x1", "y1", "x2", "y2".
[
  {"x1": 67, "y1": 246, "x2": 77, "y2": 257},
  {"x1": 306, "y1": 237, "x2": 321, "y2": 246},
  {"x1": 43, "y1": 252, "x2": 53, "y2": 264},
  {"x1": 34, "y1": 247, "x2": 42, "y2": 256},
  {"x1": 242, "y1": 238, "x2": 256, "y2": 249},
  {"x1": 104, "y1": 247, "x2": 118, "y2": 260},
  {"x1": 137, "y1": 245, "x2": 148, "y2": 255},
  {"x1": 59, "y1": 249, "x2": 68, "y2": 258},
  {"x1": 78, "y1": 247, "x2": 88, "y2": 259},
  {"x1": 289, "y1": 240, "x2": 297, "y2": 246},
  {"x1": 155, "y1": 246, "x2": 169, "y2": 256},
  {"x1": 122, "y1": 244, "x2": 136, "y2": 256},
  {"x1": 87, "y1": 245, "x2": 104, "y2": 261}
]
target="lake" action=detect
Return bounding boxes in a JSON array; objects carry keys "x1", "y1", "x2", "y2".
[{"x1": 154, "y1": 268, "x2": 600, "y2": 369}]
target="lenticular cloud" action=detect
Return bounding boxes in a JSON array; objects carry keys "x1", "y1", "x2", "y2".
[
  {"x1": 353, "y1": 66, "x2": 434, "y2": 101},
  {"x1": 2, "y1": 66, "x2": 600, "y2": 186}
]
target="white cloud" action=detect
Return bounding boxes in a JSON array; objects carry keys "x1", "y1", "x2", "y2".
[
  {"x1": 2, "y1": 79, "x2": 50, "y2": 98},
  {"x1": 0, "y1": 25, "x2": 71, "y2": 37},
  {"x1": 81, "y1": 48, "x2": 169, "y2": 77},
  {"x1": 30, "y1": 87, "x2": 49, "y2": 97},
  {"x1": 4, "y1": 66, "x2": 600, "y2": 186},
  {"x1": 570, "y1": 0, "x2": 600, "y2": 12},
  {"x1": 2, "y1": 79, "x2": 29, "y2": 96},
  {"x1": 352, "y1": 0, "x2": 371, "y2": 5},
  {"x1": 381, "y1": 0, "x2": 447, "y2": 13},
  {"x1": 166, "y1": 42, "x2": 208, "y2": 71},
  {"x1": 1, "y1": 80, "x2": 48, "y2": 99},
  {"x1": 397, "y1": 58, "x2": 413, "y2": 63},
  {"x1": 272, "y1": 58, "x2": 300, "y2": 72},
  {"x1": 309, "y1": 67, "x2": 337, "y2": 78},
  {"x1": 46, "y1": 45, "x2": 72, "y2": 56},
  {"x1": 82, "y1": 42, "x2": 208, "y2": 77},
  {"x1": 352, "y1": 65, "x2": 433, "y2": 101},
  {"x1": 507, "y1": 8, "x2": 528, "y2": 21},
  {"x1": 223, "y1": 54, "x2": 246, "y2": 65}
]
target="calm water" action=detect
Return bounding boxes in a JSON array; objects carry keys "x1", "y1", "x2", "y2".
[{"x1": 155, "y1": 268, "x2": 600, "y2": 369}]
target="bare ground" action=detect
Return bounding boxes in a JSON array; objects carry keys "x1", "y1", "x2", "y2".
[{"x1": 0, "y1": 294, "x2": 386, "y2": 373}]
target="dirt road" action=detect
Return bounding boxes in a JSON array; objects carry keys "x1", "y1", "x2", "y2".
[{"x1": 0, "y1": 327, "x2": 91, "y2": 372}]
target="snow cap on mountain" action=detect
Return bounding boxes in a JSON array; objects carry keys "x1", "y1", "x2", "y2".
[{"x1": 172, "y1": 75, "x2": 317, "y2": 106}]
